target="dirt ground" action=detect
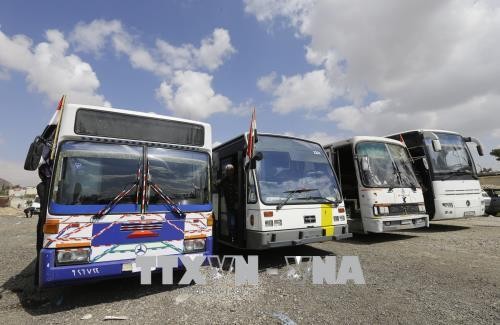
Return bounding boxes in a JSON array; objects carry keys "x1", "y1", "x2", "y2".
[
  {"x1": 0, "y1": 214, "x2": 498, "y2": 324},
  {"x1": 0, "y1": 207, "x2": 24, "y2": 217}
]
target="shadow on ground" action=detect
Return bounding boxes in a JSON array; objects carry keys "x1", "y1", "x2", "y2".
[
  {"x1": 411, "y1": 223, "x2": 470, "y2": 233},
  {"x1": 341, "y1": 233, "x2": 417, "y2": 245},
  {"x1": 217, "y1": 243, "x2": 334, "y2": 270},
  {"x1": 1, "y1": 244, "x2": 334, "y2": 316},
  {"x1": 0, "y1": 259, "x2": 187, "y2": 316}
]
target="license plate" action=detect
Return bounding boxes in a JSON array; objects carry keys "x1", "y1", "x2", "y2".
[
  {"x1": 464, "y1": 211, "x2": 475, "y2": 217},
  {"x1": 401, "y1": 220, "x2": 411, "y2": 225}
]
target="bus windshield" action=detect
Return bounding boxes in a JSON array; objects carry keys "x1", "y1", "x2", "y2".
[
  {"x1": 52, "y1": 142, "x2": 141, "y2": 207},
  {"x1": 356, "y1": 141, "x2": 419, "y2": 189},
  {"x1": 255, "y1": 136, "x2": 341, "y2": 205},
  {"x1": 148, "y1": 147, "x2": 210, "y2": 209},
  {"x1": 424, "y1": 133, "x2": 474, "y2": 175},
  {"x1": 51, "y1": 141, "x2": 210, "y2": 213}
]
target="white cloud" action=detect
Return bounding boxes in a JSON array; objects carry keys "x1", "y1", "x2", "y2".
[
  {"x1": 0, "y1": 160, "x2": 39, "y2": 186},
  {"x1": 70, "y1": 20, "x2": 235, "y2": 119},
  {"x1": 262, "y1": 69, "x2": 338, "y2": 113},
  {"x1": 0, "y1": 29, "x2": 109, "y2": 105},
  {"x1": 71, "y1": 21, "x2": 235, "y2": 75},
  {"x1": 156, "y1": 70, "x2": 232, "y2": 120},
  {"x1": 70, "y1": 19, "x2": 123, "y2": 55},
  {"x1": 246, "y1": 0, "x2": 500, "y2": 138},
  {"x1": 285, "y1": 131, "x2": 339, "y2": 145},
  {"x1": 195, "y1": 28, "x2": 236, "y2": 71},
  {"x1": 257, "y1": 71, "x2": 278, "y2": 92},
  {"x1": 231, "y1": 99, "x2": 256, "y2": 116}
]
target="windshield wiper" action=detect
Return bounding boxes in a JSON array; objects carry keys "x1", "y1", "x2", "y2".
[
  {"x1": 276, "y1": 188, "x2": 317, "y2": 210},
  {"x1": 441, "y1": 167, "x2": 473, "y2": 180},
  {"x1": 92, "y1": 180, "x2": 139, "y2": 221},
  {"x1": 93, "y1": 166, "x2": 142, "y2": 221},
  {"x1": 148, "y1": 180, "x2": 185, "y2": 218}
]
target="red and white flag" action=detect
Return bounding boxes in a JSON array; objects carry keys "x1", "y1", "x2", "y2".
[
  {"x1": 399, "y1": 133, "x2": 406, "y2": 146},
  {"x1": 50, "y1": 95, "x2": 67, "y2": 160},
  {"x1": 246, "y1": 107, "x2": 257, "y2": 165}
]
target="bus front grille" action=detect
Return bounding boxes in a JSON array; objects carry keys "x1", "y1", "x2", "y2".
[{"x1": 120, "y1": 222, "x2": 163, "y2": 231}]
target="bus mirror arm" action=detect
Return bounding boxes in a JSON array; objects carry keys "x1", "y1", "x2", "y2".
[{"x1": 464, "y1": 137, "x2": 484, "y2": 156}]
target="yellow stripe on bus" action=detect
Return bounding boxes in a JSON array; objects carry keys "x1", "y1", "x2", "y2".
[{"x1": 321, "y1": 204, "x2": 334, "y2": 237}]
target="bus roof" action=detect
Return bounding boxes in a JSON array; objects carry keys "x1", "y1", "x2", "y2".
[
  {"x1": 213, "y1": 132, "x2": 323, "y2": 151},
  {"x1": 324, "y1": 136, "x2": 406, "y2": 149},
  {"x1": 385, "y1": 129, "x2": 461, "y2": 138}
]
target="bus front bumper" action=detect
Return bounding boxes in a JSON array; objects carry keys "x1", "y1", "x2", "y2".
[
  {"x1": 363, "y1": 215, "x2": 429, "y2": 233},
  {"x1": 246, "y1": 225, "x2": 352, "y2": 250},
  {"x1": 38, "y1": 237, "x2": 213, "y2": 287}
]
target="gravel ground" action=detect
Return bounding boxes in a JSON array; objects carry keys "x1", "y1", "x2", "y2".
[{"x1": 0, "y1": 214, "x2": 499, "y2": 324}]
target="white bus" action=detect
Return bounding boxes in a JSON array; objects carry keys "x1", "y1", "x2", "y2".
[
  {"x1": 212, "y1": 133, "x2": 351, "y2": 250},
  {"x1": 25, "y1": 98, "x2": 213, "y2": 287},
  {"x1": 324, "y1": 137, "x2": 429, "y2": 233},
  {"x1": 387, "y1": 130, "x2": 484, "y2": 220}
]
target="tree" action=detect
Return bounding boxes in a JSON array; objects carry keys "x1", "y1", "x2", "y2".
[{"x1": 491, "y1": 148, "x2": 500, "y2": 161}]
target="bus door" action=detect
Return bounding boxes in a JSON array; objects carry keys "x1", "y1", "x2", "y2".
[
  {"x1": 330, "y1": 146, "x2": 362, "y2": 231},
  {"x1": 217, "y1": 153, "x2": 245, "y2": 246}
]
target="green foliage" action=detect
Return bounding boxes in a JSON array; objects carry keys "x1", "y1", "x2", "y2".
[{"x1": 491, "y1": 149, "x2": 500, "y2": 161}]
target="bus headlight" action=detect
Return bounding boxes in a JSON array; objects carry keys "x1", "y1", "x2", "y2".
[
  {"x1": 56, "y1": 248, "x2": 91, "y2": 266},
  {"x1": 374, "y1": 206, "x2": 389, "y2": 215},
  {"x1": 418, "y1": 204, "x2": 426, "y2": 213},
  {"x1": 184, "y1": 239, "x2": 206, "y2": 253},
  {"x1": 274, "y1": 219, "x2": 282, "y2": 226},
  {"x1": 265, "y1": 220, "x2": 273, "y2": 227}
]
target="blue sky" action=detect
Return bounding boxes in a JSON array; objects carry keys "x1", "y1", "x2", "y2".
[{"x1": 1, "y1": 0, "x2": 499, "y2": 185}]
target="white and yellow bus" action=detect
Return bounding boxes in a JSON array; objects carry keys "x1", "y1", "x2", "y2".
[{"x1": 212, "y1": 133, "x2": 351, "y2": 250}]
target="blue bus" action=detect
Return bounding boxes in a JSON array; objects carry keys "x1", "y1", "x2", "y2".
[{"x1": 25, "y1": 98, "x2": 213, "y2": 287}]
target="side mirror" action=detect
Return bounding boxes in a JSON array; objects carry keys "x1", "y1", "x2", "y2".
[
  {"x1": 24, "y1": 137, "x2": 45, "y2": 171},
  {"x1": 422, "y1": 157, "x2": 429, "y2": 170},
  {"x1": 477, "y1": 145, "x2": 484, "y2": 156},
  {"x1": 423, "y1": 131, "x2": 441, "y2": 152},
  {"x1": 431, "y1": 139, "x2": 442, "y2": 152},
  {"x1": 361, "y1": 156, "x2": 370, "y2": 172},
  {"x1": 249, "y1": 151, "x2": 263, "y2": 169}
]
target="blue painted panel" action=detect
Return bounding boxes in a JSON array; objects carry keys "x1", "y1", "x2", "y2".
[
  {"x1": 91, "y1": 220, "x2": 185, "y2": 246},
  {"x1": 50, "y1": 202, "x2": 139, "y2": 215}
]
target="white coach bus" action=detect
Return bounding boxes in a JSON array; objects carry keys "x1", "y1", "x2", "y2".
[
  {"x1": 324, "y1": 137, "x2": 429, "y2": 233},
  {"x1": 387, "y1": 130, "x2": 484, "y2": 220},
  {"x1": 212, "y1": 133, "x2": 351, "y2": 250}
]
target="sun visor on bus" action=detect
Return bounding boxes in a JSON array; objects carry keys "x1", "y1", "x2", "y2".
[{"x1": 74, "y1": 109, "x2": 204, "y2": 146}]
